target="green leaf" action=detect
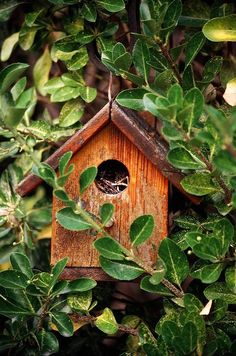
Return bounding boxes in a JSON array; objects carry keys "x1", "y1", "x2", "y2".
[
  {"x1": 50, "y1": 86, "x2": 82, "y2": 102},
  {"x1": 167, "y1": 84, "x2": 183, "y2": 109},
  {"x1": 1, "y1": 32, "x2": 19, "y2": 62},
  {"x1": 0, "y1": 297, "x2": 32, "y2": 318},
  {"x1": 59, "y1": 151, "x2": 73, "y2": 176},
  {"x1": 56, "y1": 207, "x2": 92, "y2": 231},
  {"x1": 79, "y1": 166, "x2": 98, "y2": 194},
  {"x1": 59, "y1": 98, "x2": 84, "y2": 127},
  {"x1": 214, "y1": 150, "x2": 236, "y2": 175},
  {"x1": 67, "y1": 290, "x2": 92, "y2": 312},
  {"x1": 161, "y1": 320, "x2": 179, "y2": 348},
  {"x1": 64, "y1": 278, "x2": 96, "y2": 293},
  {"x1": 99, "y1": 256, "x2": 144, "y2": 280},
  {"x1": 51, "y1": 312, "x2": 73, "y2": 337},
  {"x1": 0, "y1": 270, "x2": 28, "y2": 289},
  {"x1": 10, "y1": 77, "x2": 27, "y2": 102},
  {"x1": 143, "y1": 93, "x2": 160, "y2": 116},
  {"x1": 94, "y1": 237, "x2": 126, "y2": 260},
  {"x1": 95, "y1": 307, "x2": 118, "y2": 334},
  {"x1": 36, "y1": 163, "x2": 56, "y2": 186},
  {"x1": 19, "y1": 25, "x2": 38, "y2": 50},
  {"x1": 184, "y1": 87, "x2": 204, "y2": 131},
  {"x1": 66, "y1": 48, "x2": 89, "y2": 71},
  {"x1": 185, "y1": 32, "x2": 205, "y2": 68},
  {"x1": 51, "y1": 257, "x2": 68, "y2": 287},
  {"x1": 38, "y1": 330, "x2": 59, "y2": 356},
  {"x1": 181, "y1": 173, "x2": 220, "y2": 196},
  {"x1": 33, "y1": 47, "x2": 52, "y2": 96},
  {"x1": 225, "y1": 266, "x2": 236, "y2": 293},
  {"x1": 10, "y1": 252, "x2": 33, "y2": 279},
  {"x1": 0, "y1": 63, "x2": 29, "y2": 94},
  {"x1": 167, "y1": 147, "x2": 205, "y2": 170},
  {"x1": 80, "y1": 86, "x2": 97, "y2": 103},
  {"x1": 0, "y1": 1, "x2": 19, "y2": 22},
  {"x1": 97, "y1": 0, "x2": 125, "y2": 13},
  {"x1": 204, "y1": 282, "x2": 236, "y2": 304},
  {"x1": 158, "y1": 239, "x2": 189, "y2": 286},
  {"x1": 191, "y1": 260, "x2": 224, "y2": 283},
  {"x1": 27, "y1": 120, "x2": 51, "y2": 139},
  {"x1": 176, "y1": 322, "x2": 198, "y2": 354},
  {"x1": 130, "y1": 215, "x2": 154, "y2": 247},
  {"x1": 116, "y1": 88, "x2": 148, "y2": 111},
  {"x1": 149, "y1": 258, "x2": 166, "y2": 285},
  {"x1": 81, "y1": 2, "x2": 97, "y2": 22},
  {"x1": 25, "y1": 9, "x2": 45, "y2": 26},
  {"x1": 140, "y1": 276, "x2": 174, "y2": 296},
  {"x1": 99, "y1": 203, "x2": 114, "y2": 226},
  {"x1": 203, "y1": 15, "x2": 236, "y2": 42},
  {"x1": 132, "y1": 39, "x2": 150, "y2": 83}
]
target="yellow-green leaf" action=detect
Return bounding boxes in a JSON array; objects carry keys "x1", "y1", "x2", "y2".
[
  {"x1": 33, "y1": 48, "x2": 52, "y2": 96},
  {"x1": 203, "y1": 15, "x2": 236, "y2": 42}
]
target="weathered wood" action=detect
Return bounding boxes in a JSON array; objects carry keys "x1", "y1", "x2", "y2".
[
  {"x1": 52, "y1": 122, "x2": 168, "y2": 272},
  {"x1": 111, "y1": 102, "x2": 201, "y2": 204},
  {"x1": 61, "y1": 267, "x2": 115, "y2": 281},
  {"x1": 16, "y1": 103, "x2": 110, "y2": 197}
]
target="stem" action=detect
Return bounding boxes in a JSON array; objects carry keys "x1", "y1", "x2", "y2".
[
  {"x1": 126, "y1": 251, "x2": 184, "y2": 298},
  {"x1": 155, "y1": 38, "x2": 183, "y2": 86},
  {"x1": 75, "y1": 203, "x2": 107, "y2": 236}
]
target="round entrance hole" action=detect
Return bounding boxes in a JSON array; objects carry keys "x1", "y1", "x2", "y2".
[{"x1": 95, "y1": 159, "x2": 130, "y2": 195}]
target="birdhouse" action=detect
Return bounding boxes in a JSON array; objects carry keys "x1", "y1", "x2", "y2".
[{"x1": 17, "y1": 102, "x2": 198, "y2": 280}]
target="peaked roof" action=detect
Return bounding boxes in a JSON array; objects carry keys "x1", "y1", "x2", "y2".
[{"x1": 16, "y1": 101, "x2": 200, "y2": 204}]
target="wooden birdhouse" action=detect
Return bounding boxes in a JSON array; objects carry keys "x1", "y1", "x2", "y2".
[{"x1": 17, "y1": 102, "x2": 198, "y2": 280}]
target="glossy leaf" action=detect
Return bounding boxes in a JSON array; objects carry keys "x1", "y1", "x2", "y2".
[
  {"x1": 181, "y1": 173, "x2": 220, "y2": 196},
  {"x1": 95, "y1": 308, "x2": 118, "y2": 334},
  {"x1": 59, "y1": 99, "x2": 84, "y2": 127},
  {"x1": 99, "y1": 203, "x2": 114, "y2": 226},
  {"x1": 99, "y1": 256, "x2": 144, "y2": 280},
  {"x1": 185, "y1": 32, "x2": 205, "y2": 68},
  {"x1": 0, "y1": 63, "x2": 29, "y2": 94},
  {"x1": 97, "y1": 0, "x2": 125, "y2": 13},
  {"x1": 116, "y1": 88, "x2": 148, "y2": 111},
  {"x1": 79, "y1": 166, "x2": 98, "y2": 194},
  {"x1": 149, "y1": 258, "x2": 166, "y2": 285},
  {"x1": 10, "y1": 252, "x2": 33, "y2": 279},
  {"x1": 1, "y1": 32, "x2": 19, "y2": 62},
  {"x1": 56, "y1": 207, "x2": 92, "y2": 231},
  {"x1": 140, "y1": 276, "x2": 174, "y2": 296},
  {"x1": 0, "y1": 270, "x2": 28, "y2": 289},
  {"x1": 81, "y1": 2, "x2": 97, "y2": 22},
  {"x1": 158, "y1": 239, "x2": 189, "y2": 286},
  {"x1": 204, "y1": 282, "x2": 236, "y2": 304},
  {"x1": 133, "y1": 39, "x2": 150, "y2": 83},
  {"x1": 129, "y1": 215, "x2": 154, "y2": 247},
  {"x1": 94, "y1": 237, "x2": 126, "y2": 260},
  {"x1": 63, "y1": 278, "x2": 96, "y2": 293},
  {"x1": 203, "y1": 15, "x2": 236, "y2": 42},
  {"x1": 191, "y1": 260, "x2": 224, "y2": 283},
  {"x1": 225, "y1": 266, "x2": 236, "y2": 293},
  {"x1": 38, "y1": 330, "x2": 59, "y2": 355},
  {"x1": 168, "y1": 147, "x2": 205, "y2": 170},
  {"x1": 67, "y1": 290, "x2": 92, "y2": 312},
  {"x1": 33, "y1": 47, "x2": 52, "y2": 96},
  {"x1": 51, "y1": 312, "x2": 73, "y2": 337}
]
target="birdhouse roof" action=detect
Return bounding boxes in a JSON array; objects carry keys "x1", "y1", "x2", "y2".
[{"x1": 16, "y1": 101, "x2": 199, "y2": 203}]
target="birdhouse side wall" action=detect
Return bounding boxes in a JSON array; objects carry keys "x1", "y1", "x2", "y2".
[{"x1": 51, "y1": 122, "x2": 168, "y2": 271}]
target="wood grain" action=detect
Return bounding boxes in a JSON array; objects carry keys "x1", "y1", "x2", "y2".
[{"x1": 52, "y1": 122, "x2": 168, "y2": 274}]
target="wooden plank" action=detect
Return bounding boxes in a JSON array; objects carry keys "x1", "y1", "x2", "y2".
[
  {"x1": 16, "y1": 103, "x2": 110, "y2": 197},
  {"x1": 61, "y1": 268, "x2": 114, "y2": 281},
  {"x1": 51, "y1": 122, "x2": 168, "y2": 270},
  {"x1": 111, "y1": 102, "x2": 201, "y2": 204}
]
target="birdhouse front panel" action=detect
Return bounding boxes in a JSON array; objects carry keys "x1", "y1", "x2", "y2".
[{"x1": 51, "y1": 122, "x2": 168, "y2": 275}]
